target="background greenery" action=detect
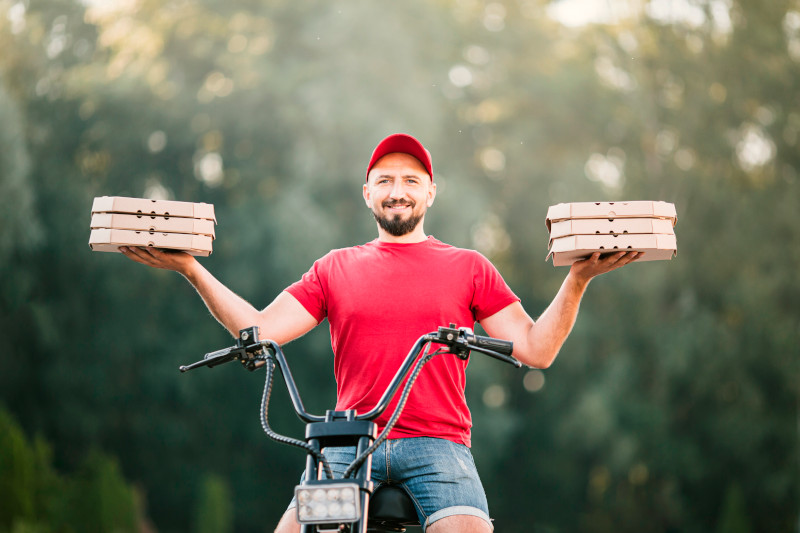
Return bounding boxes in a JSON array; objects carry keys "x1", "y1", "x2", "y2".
[{"x1": 1, "y1": 0, "x2": 798, "y2": 531}]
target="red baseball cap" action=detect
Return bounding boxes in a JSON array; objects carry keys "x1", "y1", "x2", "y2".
[{"x1": 366, "y1": 133, "x2": 433, "y2": 182}]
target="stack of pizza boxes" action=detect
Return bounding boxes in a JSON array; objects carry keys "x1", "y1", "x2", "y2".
[
  {"x1": 545, "y1": 201, "x2": 677, "y2": 266},
  {"x1": 89, "y1": 196, "x2": 216, "y2": 256}
]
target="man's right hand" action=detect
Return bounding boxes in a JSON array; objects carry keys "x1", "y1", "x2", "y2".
[{"x1": 119, "y1": 246, "x2": 197, "y2": 276}]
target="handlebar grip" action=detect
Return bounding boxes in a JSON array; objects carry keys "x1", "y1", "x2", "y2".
[{"x1": 471, "y1": 335, "x2": 513, "y2": 356}]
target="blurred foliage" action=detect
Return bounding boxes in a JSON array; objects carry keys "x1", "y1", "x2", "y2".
[
  {"x1": 0, "y1": 0, "x2": 798, "y2": 531},
  {"x1": 0, "y1": 406, "x2": 139, "y2": 533},
  {"x1": 193, "y1": 474, "x2": 233, "y2": 533}
]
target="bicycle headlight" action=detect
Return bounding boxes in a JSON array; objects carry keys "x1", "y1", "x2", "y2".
[{"x1": 295, "y1": 482, "x2": 360, "y2": 525}]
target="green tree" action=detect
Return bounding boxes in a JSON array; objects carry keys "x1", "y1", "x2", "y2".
[
  {"x1": 62, "y1": 452, "x2": 138, "y2": 533},
  {"x1": 0, "y1": 406, "x2": 141, "y2": 532},
  {"x1": 716, "y1": 483, "x2": 752, "y2": 533},
  {"x1": 0, "y1": 408, "x2": 37, "y2": 528},
  {"x1": 194, "y1": 473, "x2": 233, "y2": 533}
]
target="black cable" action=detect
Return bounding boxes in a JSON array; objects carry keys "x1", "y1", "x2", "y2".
[
  {"x1": 343, "y1": 344, "x2": 441, "y2": 479},
  {"x1": 260, "y1": 355, "x2": 334, "y2": 479}
]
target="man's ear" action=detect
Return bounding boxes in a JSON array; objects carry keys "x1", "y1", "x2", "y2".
[
  {"x1": 362, "y1": 183, "x2": 371, "y2": 207},
  {"x1": 426, "y1": 182, "x2": 437, "y2": 207}
]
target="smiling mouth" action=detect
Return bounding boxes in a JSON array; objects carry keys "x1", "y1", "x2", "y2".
[{"x1": 383, "y1": 201, "x2": 414, "y2": 210}]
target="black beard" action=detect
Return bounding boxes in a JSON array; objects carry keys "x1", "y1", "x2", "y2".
[{"x1": 373, "y1": 206, "x2": 423, "y2": 237}]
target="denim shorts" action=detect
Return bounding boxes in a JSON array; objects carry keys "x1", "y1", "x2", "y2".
[{"x1": 287, "y1": 437, "x2": 492, "y2": 531}]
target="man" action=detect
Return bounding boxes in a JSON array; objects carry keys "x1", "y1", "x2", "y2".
[{"x1": 121, "y1": 133, "x2": 640, "y2": 532}]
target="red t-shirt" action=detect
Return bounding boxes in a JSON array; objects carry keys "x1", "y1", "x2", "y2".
[{"x1": 285, "y1": 236, "x2": 519, "y2": 446}]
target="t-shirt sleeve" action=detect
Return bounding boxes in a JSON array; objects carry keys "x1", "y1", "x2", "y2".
[
  {"x1": 285, "y1": 257, "x2": 329, "y2": 323},
  {"x1": 471, "y1": 252, "x2": 520, "y2": 321}
]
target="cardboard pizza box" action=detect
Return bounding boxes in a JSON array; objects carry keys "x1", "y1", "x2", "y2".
[
  {"x1": 548, "y1": 217, "x2": 674, "y2": 244},
  {"x1": 90, "y1": 213, "x2": 216, "y2": 238},
  {"x1": 91, "y1": 196, "x2": 216, "y2": 222},
  {"x1": 547, "y1": 233, "x2": 677, "y2": 266},
  {"x1": 546, "y1": 201, "x2": 677, "y2": 230},
  {"x1": 89, "y1": 228, "x2": 213, "y2": 256}
]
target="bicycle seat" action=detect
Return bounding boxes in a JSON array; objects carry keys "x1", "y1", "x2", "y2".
[{"x1": 367, "y1": 484, "x2": 420, "y2": 531}]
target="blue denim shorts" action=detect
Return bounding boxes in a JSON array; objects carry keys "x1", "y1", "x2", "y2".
[{"x1": 288, "y1": 437, "x2": 492, "y2": 531}]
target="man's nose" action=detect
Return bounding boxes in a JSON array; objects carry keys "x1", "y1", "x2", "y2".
[{"x1": 389, "y1": 181, "x2": 407, "y2": 198}]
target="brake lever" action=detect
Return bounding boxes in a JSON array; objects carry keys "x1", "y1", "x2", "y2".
[
  {"x1": 179, "y1": 326, "x2": 269, "y2": 373},
  {"x1": 179, "y1": 346, "x2": 239, "y2": 373}
]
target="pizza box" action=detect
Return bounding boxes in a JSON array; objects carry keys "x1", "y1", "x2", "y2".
[
  {"x1": 546, "y1": 201, "x2": 677, "y2": 230},
  {"x1": 90, "y1": 213, "x2": 216, "y2": 238},
  {"x1": 89, "y1": 228, "x2": 213, "y2": 256},
  {"x1": 91, "y1": 196, "x2": 216, "y2": 222},
  {"x1": 548, "y1": 217, "x2": 674, "y2": 244},
  {"x1": 547, "y1": 233, "x2": 677, "y2": 266}
]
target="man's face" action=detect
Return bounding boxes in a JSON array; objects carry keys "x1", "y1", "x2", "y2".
[{"x1": 363, "y1": 153, "x2": 436, "y2": 237}]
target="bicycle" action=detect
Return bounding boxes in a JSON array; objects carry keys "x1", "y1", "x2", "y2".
[{"x1": 180, "y1": 324, "x2": 523, "y2": 532}]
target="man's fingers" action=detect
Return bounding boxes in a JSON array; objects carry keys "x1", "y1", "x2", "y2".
[
  {"x1": 571, "y1": 250, "x2": 645, "y2": 281},
  {"x1": 623, "y1": 251, "x2": 644, "y2": 263},
  {"x1": 608, "y1": 251, "x2": 642, "y2": 267},
  {"x1": 121, "y1": 246, "x2": 152, "y2": 260},
  {"x1": 593, "y1": 251, "x2": 626, "y2": 266},
  {"x1": 120, "y1": 246, "x2": 164, "y2": 266},
  {"x1": 627, "y1": 251, "x2": 644, "y2": 262},
  {"x1": 578, "y1": 252, "x2": 602, "y2": 265},
  {"x1": 593, "y1": 251, "x2": 642, "y2": 270},
  {"x1": 120, "y1": 246, "x2": 140, "y2": 258}
]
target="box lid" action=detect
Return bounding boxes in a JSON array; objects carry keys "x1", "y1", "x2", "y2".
[
  {"x1": 91, "y1": 196, "x2": 216, "y2": 222},
  {"x1": 545, "y1": 201, "x2": 677, "y2": 231}
]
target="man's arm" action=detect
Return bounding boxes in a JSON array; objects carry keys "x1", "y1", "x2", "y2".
[
  {"x1": 120, "y1": 246, "x2": 318, "y2": 345},
  {"x1": 479, "y1": 251, "x2": 641, "y2": 369}
]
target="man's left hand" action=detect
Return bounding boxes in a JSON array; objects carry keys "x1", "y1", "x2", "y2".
[{"x1": 569, "y1": 251, "x2": 642, "y2": 284}]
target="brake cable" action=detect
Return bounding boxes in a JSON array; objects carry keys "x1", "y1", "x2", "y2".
[
  {"x1": 342, "y1": 342, "x2": 444, "y2": 479},
  {"x1": 259, "y1": 354, "x2": 334, "y2": 479}
]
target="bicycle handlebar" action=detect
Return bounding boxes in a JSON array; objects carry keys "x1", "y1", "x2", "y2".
[
  {"x1": 179, "y1": 327, "x2": 267, "y2": 373},
  {"x1": 179, "y1": 324, "x2": 522, "y2": 492},
  {"x1": 179, "y1": 324, "x2": 521, "y2": 423}
]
